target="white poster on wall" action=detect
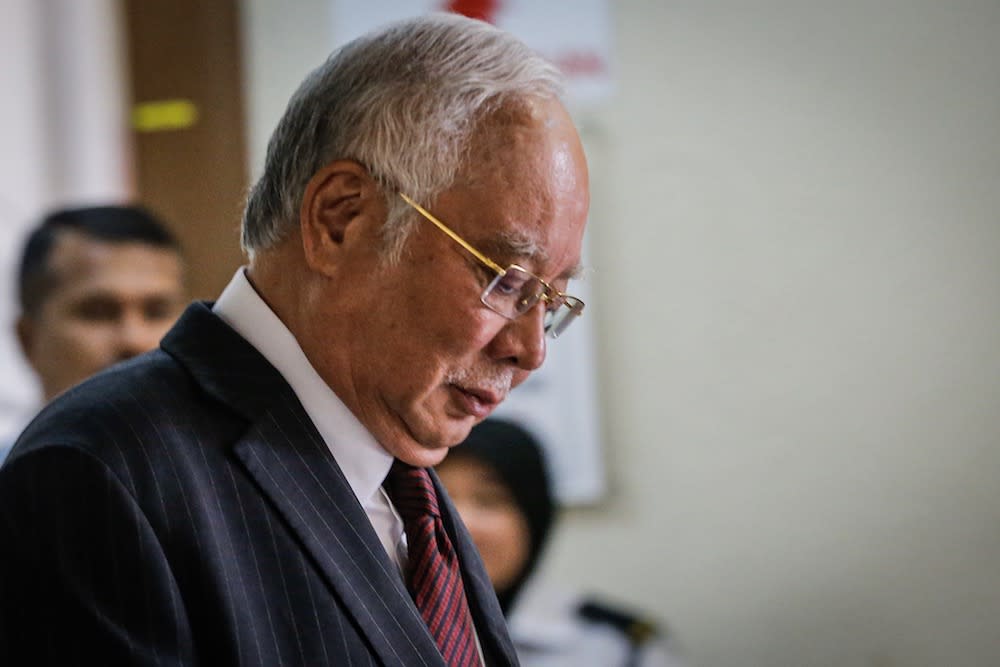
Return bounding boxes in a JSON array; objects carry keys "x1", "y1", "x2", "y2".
[{"x1": 330, "y1": 0, "x2": 610, "y2": 503}]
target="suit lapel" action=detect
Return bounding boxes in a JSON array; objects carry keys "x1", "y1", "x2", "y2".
[
  {"x1": 233, "y1": 405, "x2": 445, "y2": 667},
  {"x1": 162, "y1": 304, "x2": 445, "y2": 667}
]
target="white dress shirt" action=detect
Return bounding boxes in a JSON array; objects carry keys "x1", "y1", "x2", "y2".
[{"x1": 212, "y1": 268, "x2": 406, "y2": 572}]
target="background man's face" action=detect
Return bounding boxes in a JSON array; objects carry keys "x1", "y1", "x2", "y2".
[{"x1": 18, "y1": 231, "x2": 186, "y2": 400}]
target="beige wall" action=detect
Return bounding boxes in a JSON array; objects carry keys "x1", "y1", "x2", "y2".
[{"x1": 242, "y1": 2, "x2": 1000, "y2": 665}]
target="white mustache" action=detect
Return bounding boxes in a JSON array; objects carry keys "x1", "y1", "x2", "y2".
[{"x1": 445, "y1": 368, "x2": 512, "y2": 397}]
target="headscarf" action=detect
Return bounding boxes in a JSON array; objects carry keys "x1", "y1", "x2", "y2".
[{"x1": 448, "y1": 418, "x2": 556, "y2": 614}]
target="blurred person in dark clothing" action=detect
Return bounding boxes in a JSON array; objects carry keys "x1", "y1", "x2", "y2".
[{"x1": 437, "y1": 418, "x2": 689, "y2": 667}]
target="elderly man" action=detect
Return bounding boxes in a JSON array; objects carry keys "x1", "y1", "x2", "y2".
[{"x1": 0, "y1": 14, "x2": 588, "y2": 666}]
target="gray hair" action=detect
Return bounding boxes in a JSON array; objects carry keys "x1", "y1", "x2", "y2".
[{"x1": 241, "y1": 13, "x2": 564, "y2": 259}]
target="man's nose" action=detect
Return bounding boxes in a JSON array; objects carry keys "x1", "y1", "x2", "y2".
[
  {"x1": 115, "y1": 313, "x2": 161, "y2": 359},
  {"x1": 491, "y1": 304, "x2": 547, "y2": 372}
]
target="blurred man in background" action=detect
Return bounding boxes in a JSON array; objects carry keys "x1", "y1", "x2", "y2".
[{"x1": 0, "y1": 205, "x2": 185, "y2": 462}]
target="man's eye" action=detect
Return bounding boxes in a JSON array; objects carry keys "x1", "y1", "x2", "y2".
[
  {"x1": 74, "y1": 298, "x2": 121, "y2": 322},
  {"x1": 495, "y1": 273, "x2": 531, "y2": 297},
  {"x1": 143, "y1": 299, "x2": 177, "y2": 321},
  {"x1": 494, "y1": 277, "x2": 520, "y2": 296}
]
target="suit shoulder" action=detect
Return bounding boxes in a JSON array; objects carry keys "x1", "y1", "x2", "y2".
[
  {"x1": 36, "y1": 349, "x2": 195, "y2": 419},
  {"x1": 12, "y1": 348, "x2": 228, "y2": 464}
]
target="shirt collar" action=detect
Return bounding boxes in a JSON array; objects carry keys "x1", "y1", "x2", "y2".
[{"x1": 212, "y1": 267, "x2": 394, "y2": 504}]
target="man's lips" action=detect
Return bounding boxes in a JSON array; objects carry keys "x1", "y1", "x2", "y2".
[{"x1": 449, "y1": 384, "x2": 504, "y2": 418}]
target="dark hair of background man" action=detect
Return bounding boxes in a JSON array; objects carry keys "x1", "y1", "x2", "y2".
[{"x1": 17, "y1": 205, "x2": 182, "y2": 316}]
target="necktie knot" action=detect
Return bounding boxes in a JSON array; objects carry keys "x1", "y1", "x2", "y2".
[{"x1": 383, "y1": 460, "x2": 440, "y2": 522}]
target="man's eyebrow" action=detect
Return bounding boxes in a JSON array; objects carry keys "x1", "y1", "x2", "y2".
[
  {"x1": 490, "y1": 230, "x2": 542, "y2": 261},
  {"x1": 488, "y1": 230, "x2": 585, "y2": 280}
]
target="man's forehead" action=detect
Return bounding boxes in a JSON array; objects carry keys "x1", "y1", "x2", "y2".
[
  {"x1": 447, "y1": 179, "x2": 587, "y2": 281},
  {"x1": 46, "y1": 231, "x2": 183, "y2": 288},
  {"x1": 447, "y1": 98, "x2": 588, "y2": 279},
  {"x1": 49, "y1": 230, "x2": 177, "y2": 266}
]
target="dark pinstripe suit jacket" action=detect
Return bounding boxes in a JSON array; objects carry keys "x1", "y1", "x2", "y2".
[{"x1": 0, "y1": 302, "x2": 518, "y2": 666}]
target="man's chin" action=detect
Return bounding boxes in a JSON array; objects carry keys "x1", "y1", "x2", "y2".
[
  {"x1": 398, "y1": 446, "x2": 450, "y2": 469},
  {"x1": 424, "y1": 418, "x2": 477, "y2": 451},
  {"x1": 392, "y1": 415, "x2": 474, "y2": 467}
]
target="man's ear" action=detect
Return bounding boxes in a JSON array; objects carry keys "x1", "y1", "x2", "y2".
[
  {"x1": 15, "y1": 315, "x2": 37, "y2": 367},
  {"x1": 300, "y1": 160, "x2": 380, "y2": 275}
]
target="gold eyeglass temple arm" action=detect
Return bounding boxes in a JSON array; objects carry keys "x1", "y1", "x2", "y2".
[{"x1": 398, "y1": 193, "x2": 506, "y2": 275}]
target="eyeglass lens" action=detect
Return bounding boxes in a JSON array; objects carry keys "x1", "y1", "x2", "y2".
[{"x1": 482, "y1": 266, "x2": 583, "y2": 338}]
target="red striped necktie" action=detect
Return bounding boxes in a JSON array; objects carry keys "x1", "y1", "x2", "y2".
[{"x1": 384, "y1": 460, "x2": 483, "y2": 667}]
